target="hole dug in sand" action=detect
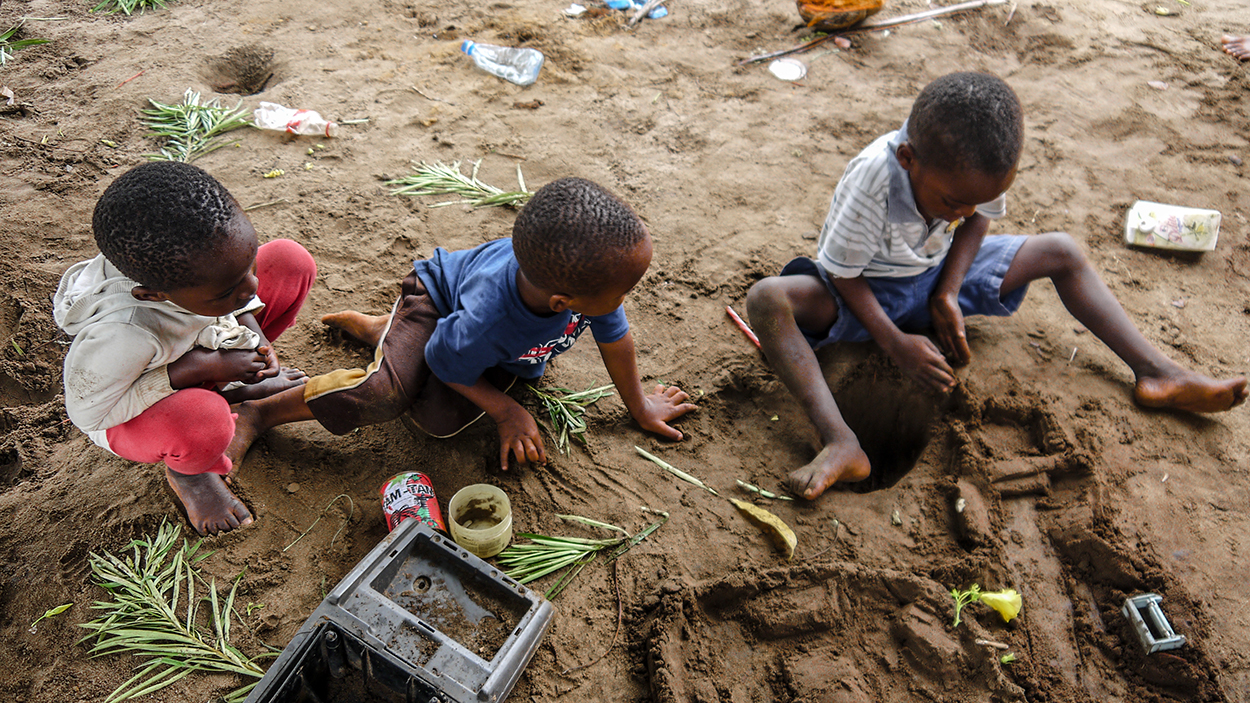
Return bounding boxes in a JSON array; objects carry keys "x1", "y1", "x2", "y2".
[
  {"x1": 205, "y1": 44, "x2": 277, "y2": 95},
  {"x1": 832, "y1": 363, "x2": 942, "y2": 493}
]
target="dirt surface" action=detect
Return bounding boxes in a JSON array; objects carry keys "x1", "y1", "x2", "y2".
[{"x1": 3, "y1": 0, "x2": 1250, "y2": 700}]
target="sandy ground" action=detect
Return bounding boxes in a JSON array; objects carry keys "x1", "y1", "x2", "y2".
[{"x1": 3, "y1": 0, "x2": 1250, "y2": 700}]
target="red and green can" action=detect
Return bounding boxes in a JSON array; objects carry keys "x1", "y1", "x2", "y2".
[{"x1": 380, "y1": 472, "x2": 446, "y2": 533}]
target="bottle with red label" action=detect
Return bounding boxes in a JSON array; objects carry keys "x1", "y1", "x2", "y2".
[{"x1": 380, "y1": 472, "x2": 447, "y2": 533}]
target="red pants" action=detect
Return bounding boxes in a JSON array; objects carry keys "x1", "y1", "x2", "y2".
[{"x1": 105, "y1": 239, "x2": 316, "y2": 475}]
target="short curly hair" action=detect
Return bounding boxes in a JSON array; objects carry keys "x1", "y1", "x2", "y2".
[
  {"x1": 93, "y1": 162, "x2": 242, "y2": 290},
  {"x1": 512, "y1": 177, "x2": 648, "y2": 295},
  {"x1": 908, "y1": 72, "x2": 1023, "y2": 177}
]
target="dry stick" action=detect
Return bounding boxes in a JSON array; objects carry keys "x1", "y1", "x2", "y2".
[
  {"x1": 561, "y1": 560, "x2": 623, "y2": 675},
  {"x1": 738, "y1": 0, "x2": 1009, "y2": 64},
  {"x1": 627, "y1": 0, "x2": 667, "y2": 28},
  {"x1": 243, "y1": 198, "x2": 288, "y2": 212},
  {"x1": 115, "y1": 69, "x2": 145, "y2": 89},
  {"x1": 411, "y1": 85, "x2": 456, "y2": 106}
]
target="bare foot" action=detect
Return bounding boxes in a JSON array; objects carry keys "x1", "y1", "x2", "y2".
[
  {"x1": 321, "y1": 310, "x2": 391, "y2": 347},
  {"x1": 219, "y1": 367, "x2": 308, "y2": 402},
  {"x1": 222, "y1": 401, "x2": 267, "y2": 485},
  {"x1": 788, "y1": 440, "x2": 872, "y2": 500},
  {"x1": 1222, "y1": 35, "x2": 1250, "y2": 60},
  {"x1": 222, "y1": 385, "x2": 314, "y2": 485},
  {"x1": 1134, "y1": 370, "x2": 1248, "y2": 413},
  {"x1": 166, "y1": 467, "x2": 253, "y2": 535}
]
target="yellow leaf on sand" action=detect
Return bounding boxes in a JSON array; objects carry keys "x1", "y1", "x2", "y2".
[
  {"x1": 731, "y1": 499, "x2": 796, "y2": 560},
  {"x1": 979, "y1": 589, "x2": 1023, "y2": 622}
]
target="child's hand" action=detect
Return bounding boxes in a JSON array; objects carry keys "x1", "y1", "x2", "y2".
[
  {"x1": 168, "y1": 347, "x2": 270, "y2": 389},
  {"x1": 886, "y1": 334, "x2": 957, "y2": 393},
  {"x1": 495, "y1": 404, "x2": 547, "y2": 471},
  {"x1": 253, "y1": 344, "x2": 282, "y2": 382},
  {"x1": 634, "y1": 384, "x2": 697, "y2": 441},
  {"x1": 929, "y1": 293, "x2": 971, "y2": 366}
]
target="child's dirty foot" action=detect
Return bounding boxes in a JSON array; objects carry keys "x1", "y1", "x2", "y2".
[
  {"x1": 1134, "y1": 371, "x2": 1248, "y2": 413},
  {"x1": 321, "y1": 310, "x2": 390, "y2": 347},
  {"x1": 788, "y1": 441, "x2": 872, "y2": 500},
  {"x1": 219, "y1": 367, "x2": 308, "y2": 402},
  {"x1": 223, "y1": 401, "x2": 267, "y2": 485},
  {"x1": 165, "y1": 467, "x2": 253, "y2": 535},
  {"x1": 1222, "y1": 35, "x2": 1250, "y2": 60}
]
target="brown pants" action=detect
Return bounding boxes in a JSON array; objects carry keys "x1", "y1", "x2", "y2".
[{"x1": 304, "y1": 271, "x2": 515, "y2": 438}]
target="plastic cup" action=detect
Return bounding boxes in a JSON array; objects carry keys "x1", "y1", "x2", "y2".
[{"x1": 448, "y1": 484, "x2": 513, "y2": 558}]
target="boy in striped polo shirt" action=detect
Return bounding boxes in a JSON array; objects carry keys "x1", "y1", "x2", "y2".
[{"x1": 746, "y1": 72, "x2": 1246, "y2": 500}]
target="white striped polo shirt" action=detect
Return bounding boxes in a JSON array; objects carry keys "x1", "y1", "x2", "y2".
[{"x1": 816, "y1": 121, "x2": 1007, "y2": 279}]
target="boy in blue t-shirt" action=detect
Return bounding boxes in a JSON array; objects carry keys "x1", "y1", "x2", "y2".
[{"x1": 224, "y1": 177, "x2": 695, "y2": 474}]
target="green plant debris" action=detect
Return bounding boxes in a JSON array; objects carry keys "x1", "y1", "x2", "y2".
[
  {"x1": 949, "y1": 584, "x2": 982, "y2": 628},
  {"x1": 29, "y1": 603, "x2": 72, "y2": 631},
  {"x1": 736, "y1": 479, "x2": 794, "y2": 501},
  {"x1": 635, "y1": 445, "x2": 719, "y2": 496},
  {"x1": 950, "y1": 584, "x2": 1023, "y2": 627},
  {"x1": 78, "y1": 520, "x2": 272, "y2": 703},
  {"x1": 531, "y1": 384, "x2": 615, "y2": 454},
  {"x1": 0, "y1": 23, "x2": 50, "y2": 65},
  {"x1": 386, "y1": 160, "x2": 533, "y2": 209},
  {"x1": 141, "y1": 89, "x2": 250, "y2": 163},
  {"x1": 1001, "y1": 653, "x2": 1018, "y2": 664},
  {"x1": 496, "y1": 511, "x2": 666, "y2": 599},
  {"x1": 90, "y1": 0, "x2": 174, "y2": 15}
]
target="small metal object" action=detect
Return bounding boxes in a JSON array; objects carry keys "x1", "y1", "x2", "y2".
[{"x1": 1122, "y1": 593, "x2": 1186, "y2": 653}]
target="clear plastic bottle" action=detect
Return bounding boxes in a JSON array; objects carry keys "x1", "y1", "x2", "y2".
[
  {"x1": 253, "y1": 102, "x2": 339, "y2": 137},
  {"x1": 460, "y1": 40, "x2": 544, "y2": 87}
]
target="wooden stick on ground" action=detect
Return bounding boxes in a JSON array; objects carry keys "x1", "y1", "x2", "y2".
[
  {"x1": 739, "y1": 0, "x2": 1009, "y2": 64},
  {"x1": 628, "y1": 0, "x2": 668, "y2": 28}
]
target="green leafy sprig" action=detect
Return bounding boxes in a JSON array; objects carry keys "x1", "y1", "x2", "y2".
[
  {"x1": 78, "y1": 521, "x2": 272, "y2": 703},
  {"x1": 0, "y1": 24, "x2": 50, "y2": 65},
  {"x1": 386, "y1": 160, "x2": 533, "y2": 208},
  {"x1": 141, "y1": 89, "x2": 250, "y2": 163},
  {"x1": 531, "y1": 384, "x2": 615, "y2": 454}
]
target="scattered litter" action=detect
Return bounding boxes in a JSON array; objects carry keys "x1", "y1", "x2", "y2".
[
  {"x1": 115, "y1": 69, "x2": 145, "y2": 89},
  {"x1": 262, "y1": 169, "x2": 284, "y2": 178},
  {"x1": 1147, "y1": 80, "x2": 1168, "y2": 90},
  {"x1": 462, "y1": 40, "x2": 544, "y2": 86},
  {"x1": 607, "y1": 0, "x2": 667, "y2": 20},
  {"x1": 1162, "y1": 473, "x2": 1169, "y2": 482},
  {"x1": 1148, "y1": 4, "x2": 1179, "y2": 16},
  {"x1": 1123, "y1": 593, "x2": 1186, "y2": 653},
  {"x1": 1170, "y1": 299, "x2": 1186, "y2": 309},
  {"x1": 890, "y1": 508, "x2": 902, "y2": 526},
  {"x1": 254, "y1": 102, "x2": 339, "y2": 137},
  {"x1": 741, "y1": 0, "x2": 1006, "y2": 65},
  {"x1": 1, "y1": 86, "x2": 12, "y2": 105},
  {"x1": 726, "y1": 305, "x2": 761, "y2": 348},
  {"x1": 1068, "y1": 347, "x2": 1077, "y2": 362},
  {"x1": 768, "y1": 414, "x2": 779, "y2": 421},
  {"x1": 768, "y1": 58, "x2": 808, "y2": 81},
  {"x1": 563, "y1": 3, "x2": 587, "y2": 16},
  {"x1": 834, "y1": 36, "x2": 852, "y2": 49},
  {"x1": 1125, "y1": 200, "x2": 1221, "y2": 252},
  {"x1": 1230, "y1": 155, "x2": 1244, "y2": 167}
]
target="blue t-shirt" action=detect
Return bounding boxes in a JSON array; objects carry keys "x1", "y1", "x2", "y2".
[{"x1": 412, "y1": 238, "x2": 630, "y2": 387}]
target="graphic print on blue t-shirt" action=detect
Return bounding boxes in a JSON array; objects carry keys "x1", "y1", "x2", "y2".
[{"x1": 517, "y1": 313, "x2": 588, "y2": 365}]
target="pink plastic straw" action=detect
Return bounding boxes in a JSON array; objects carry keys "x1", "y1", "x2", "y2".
[{"x1": 726, "y1": 305, "x2": 761, "y2": 348}]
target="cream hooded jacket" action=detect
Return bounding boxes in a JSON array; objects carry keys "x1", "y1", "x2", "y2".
[{"x1": 52, "y1": 254, "x2": 263, "y2": 452}]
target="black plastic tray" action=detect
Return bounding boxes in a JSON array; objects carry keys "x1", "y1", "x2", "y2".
[{"x1": 246, "y1": 520, "x2": 553, "y2": 703}]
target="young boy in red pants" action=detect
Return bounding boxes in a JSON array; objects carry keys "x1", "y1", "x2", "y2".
[
  {"x1": 746, "y1": 72, "x2": 1247, "y2": 501},
  {"x1": 54, "y1": 162, "x2": 316, "y2": 535}
]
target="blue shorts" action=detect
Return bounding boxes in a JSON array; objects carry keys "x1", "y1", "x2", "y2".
[{"x1": 781, "y1": 234, "x2": 1030, "y2": 349}]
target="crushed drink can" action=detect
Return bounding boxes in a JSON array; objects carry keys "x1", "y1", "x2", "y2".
[{"x1": 380, "y1": 472, "x2": 446, "y2": 533}]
